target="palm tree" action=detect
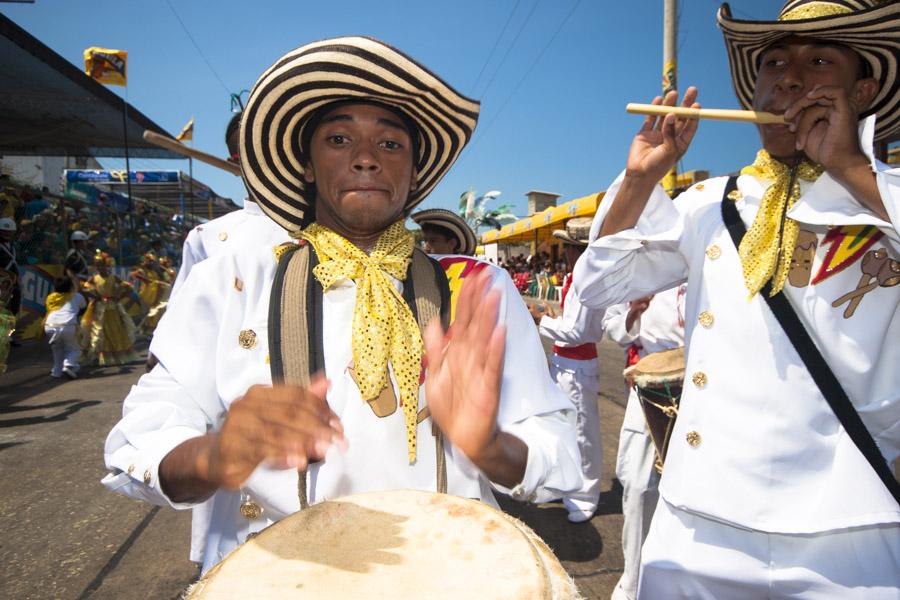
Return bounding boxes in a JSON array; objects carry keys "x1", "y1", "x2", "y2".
[{"x1": 458, "y1": 189, "x2": 517, "y2": 234}]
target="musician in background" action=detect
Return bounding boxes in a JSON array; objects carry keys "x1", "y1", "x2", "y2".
[
  {"x1": 411, "y1": 208, "x2": 476, "y2": 257},
  {"x1": 530, "y1": 217, "x2": 606, "y2": 523},
  {"x1": 603, "y1": 287, "x2": 684, "y2": 600}
]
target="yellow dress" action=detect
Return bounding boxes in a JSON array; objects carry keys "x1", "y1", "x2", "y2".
[
  {"x1": 81, "y1": 273, "x2": 137, "y2": 365},
  {"x1": 134, "y1": 267, "x2": 171, "y2": 334}
]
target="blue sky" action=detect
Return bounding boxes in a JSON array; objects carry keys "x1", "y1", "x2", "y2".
[{"x1": 2, "y1": 0, "x2": 785, "y2": 219}]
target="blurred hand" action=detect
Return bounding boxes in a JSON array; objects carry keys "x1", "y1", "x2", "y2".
[{"x1": 625, "y1": 87, "x2": 700, "y2": 184}]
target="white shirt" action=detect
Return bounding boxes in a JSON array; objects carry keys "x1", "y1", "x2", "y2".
[
  {"x1": 45, "y1": 292, "x2": 86, "y2": 327},
  {"x1": 574, "y1": 115, "x2": 900, "y2": 534},
  {"x1": 102, "y1": 246, "x2": 582, "y2": 571},
  {"x1": 538, "y1": 269, "x2": 606, "y2": 374},
  {"x1": 171, "y1": 200, "x2": 289, "y2": 296}
]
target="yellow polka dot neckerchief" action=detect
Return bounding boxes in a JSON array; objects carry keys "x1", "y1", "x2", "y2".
[
  {"x1": 299, "y1": 221, "x2": 422, "y2": 463},
  {"x1": 737, "y1": 150, "x2": 824, "y2": 298}
]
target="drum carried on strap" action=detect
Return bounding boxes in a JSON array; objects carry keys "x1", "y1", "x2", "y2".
[
  {"x1": 187, "y1": 490, "x2": 581, "y2": 600},
  {"x1": 623, "y1": 347, "x2": 685, "y2": 474}
]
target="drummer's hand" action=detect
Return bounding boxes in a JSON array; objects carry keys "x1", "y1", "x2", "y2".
[
  {"x1": 626, "y1": 295, "x2": 653, "y2": 332},
  {"x1": 207, "y1": 376, "x2": 345, "y2": 490},
  {"x1": 625, "y1": 87, "x2": 700, "y2": 184},
  {"x1": 424, "y1": 269, "x2": 505, "y2": 464}
]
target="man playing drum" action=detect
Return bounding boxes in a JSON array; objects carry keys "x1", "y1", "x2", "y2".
[
  {"x1": 103, "y1": 37, "x2": 581, "y2": 574},
  {"x1": 603, "y1": 287, "x2": 685, "y2": 600},
  {"x1": 575, "y1": 1, "x2": 900, "y2": 597}
]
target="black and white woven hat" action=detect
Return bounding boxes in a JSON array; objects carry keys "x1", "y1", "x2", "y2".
[
  {"x1": 718, "y1": 0, "x2": 900, "y2": 141},
  {"x1": 552, "y1": 217, "x2": 592, "y2": 247},
  {"x1": 239, "y1": 36, "x2": 480, "y2": 231},
  {"x1": 411, "y1": 208, "x2": 477, "y2": 256}
]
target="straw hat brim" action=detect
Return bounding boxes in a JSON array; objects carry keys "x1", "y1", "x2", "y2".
[
  {"x1": 411, "y1": 208, "x2": 477, "y2": 256},
  {"x1": 240, "y1": 37, "x2": 480, "y2": 231},
  {"x1": 551, "y1": 230, "x2": 588, "y2": 247},
  {"x1": 718, "y1": 2, "x2": 900, "y2": 141}
]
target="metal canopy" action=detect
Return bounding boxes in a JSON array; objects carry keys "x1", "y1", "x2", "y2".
[{"x1": 0, "y1": 13, "x2": 181, "y2": 159}]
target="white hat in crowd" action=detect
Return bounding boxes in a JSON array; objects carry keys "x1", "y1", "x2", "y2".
[
  {"x1": 70, "y1": 230, "x2": 89, "y2": 241},
  {"x1": 0, "y1": 218, "x2": 16, "y2": 232}
]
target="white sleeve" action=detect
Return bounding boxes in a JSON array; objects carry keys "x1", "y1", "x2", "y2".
[
  {"x1": 102, "y1": 257, "x2": 229, "y2": 509},
  {"x1": 573, "y1": 170, "x2": 689, "y2": 310},
  {"x1": 171, "y1": 228, "x2": 206, "y2": 297},
  {"x1": 602, "y1": 301, "x2": 640, "y2": 347},
  {"x1": 537, "y1": 275, "x2": 605, "y2": 345},
  {"x1": 476, "y1": 265, "x2": 583, "y2": 501}
]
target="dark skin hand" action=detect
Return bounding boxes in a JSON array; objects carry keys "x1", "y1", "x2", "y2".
[
  {"x1": 625, "y1": 295, "x2": 653, "y2": 332},
  {"x1": 424, "y1": 268, "x2": 528, "y2": 489},
  {"x1": 159, "y1": 376, "x2": 345, "y2": 503}
]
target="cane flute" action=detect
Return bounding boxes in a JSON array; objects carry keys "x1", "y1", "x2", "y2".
[
  {"x1": 626, "y1": 103, "x2": 786, "y2": 125},
  {"x1": 142, "y1": 130, "x2": 242, "y2": 176}
]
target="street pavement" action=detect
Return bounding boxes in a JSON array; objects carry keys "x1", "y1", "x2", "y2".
[{"x1": 0, "y1": 320, "x2": 631, "y2": 600}]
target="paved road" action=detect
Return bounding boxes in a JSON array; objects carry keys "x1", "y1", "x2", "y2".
[{"x1": 0, "y1": 327, "x2": 631, "y2": 600}]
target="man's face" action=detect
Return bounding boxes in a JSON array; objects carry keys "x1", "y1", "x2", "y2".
[
  {"x1": 423, "y1": 229, "x2": 459, "y2": 254},
  {"x1": 0, "y1": 230, "x2": 14, "y2": 243},
  {"x1": 304, "y1": 103, "x2": 417, "y2": 237},
  {"x1": 752, "y1": 36, "x2": 878, "y2": 160},
  {"x1": 563, "y1": 244, "x2": 583, "y2": 271}
]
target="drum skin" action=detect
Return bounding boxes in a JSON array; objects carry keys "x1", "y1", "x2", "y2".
[{"x1": 187, "y1": 490, "x2": 581, "y2": 600}]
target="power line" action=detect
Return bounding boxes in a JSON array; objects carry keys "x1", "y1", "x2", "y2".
[
  {"x1": 470, "y1": 0, "x2": 523, "y2": 94},
  {"x1": 476, "y1": 0, "x2": 542, "y2": 99},
  {"x1": 475, "y1": 0, "x2": 583, "y2": 143},
  {"x1": 164, "y1": 0, "x2": 231, "y2": 96}
]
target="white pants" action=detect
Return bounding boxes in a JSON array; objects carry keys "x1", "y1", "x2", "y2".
[
  {"x1": 612, "y1": 389, "x2": 660, "y2": 600},
  {"x1": 549, "y1": 357, "x2": 601, "y2": 511},
  {"x1": 639, "y1": 499, "x2": 900, "y2": 599},
  {"x1": 45, "y1": 324, "x2": 80, "y2": 376}
]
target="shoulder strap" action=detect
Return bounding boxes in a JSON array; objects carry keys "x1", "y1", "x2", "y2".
[
  {"x1": 720, "y1": 176, "x2": 900, "y2": 504},
  {"x1": 409, "y1": 248, "x2": 451, "y2": 333}
]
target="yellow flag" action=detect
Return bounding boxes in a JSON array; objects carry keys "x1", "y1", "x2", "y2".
[
  {"x1": 84, "y1": 47, "x2": 128, "y2": 86},
  {"x1": 176, "y1": 117, "x2": 194, "y2": 142}
]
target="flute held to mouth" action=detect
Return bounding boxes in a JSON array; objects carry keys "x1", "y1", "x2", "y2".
[{"x1": 626, "y1": 103, "x2": 785, "y2": 125}]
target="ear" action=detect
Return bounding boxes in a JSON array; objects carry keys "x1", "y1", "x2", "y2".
[
  {"x1": 852, "y1": 77, "x2": 880, "y2": 115},
  {"x1": 303, "y1": 162, "x2": 315, "y2": 184}
]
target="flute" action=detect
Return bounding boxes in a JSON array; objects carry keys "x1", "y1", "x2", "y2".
[
  {"x1": 143, "y1": 130, "x2": 243, "y2": 176},
  {"x1": 626, "y1": 103, "x2": 786, "y2": 125}
]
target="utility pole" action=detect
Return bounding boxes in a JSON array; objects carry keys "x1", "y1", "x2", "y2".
[{"x1": 662, "y1": 0, "x2": 678, "y2": 195}]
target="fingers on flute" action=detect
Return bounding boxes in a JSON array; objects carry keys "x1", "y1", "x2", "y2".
[{"x1": 641, "y1": 95, "x2": 665, "y2": 131}]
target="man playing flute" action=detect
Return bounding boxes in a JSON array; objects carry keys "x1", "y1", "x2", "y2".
[
  {"x1": 575, "y1": 1, "x2": 900, "y2": 597},
  {"x1": 102, "y1": 37, "x2": 581, "y2": 574}
]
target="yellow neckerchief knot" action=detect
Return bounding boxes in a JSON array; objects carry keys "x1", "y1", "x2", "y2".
[
  {"x1": 737, "y1": 149, "x2": 824, "y2": 298},
  {"x1": 299, "y1": 221, "x2": 423, "y2": 463}
]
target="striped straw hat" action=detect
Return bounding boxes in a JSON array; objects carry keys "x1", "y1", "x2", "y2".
[
  {"x1": 718, "y1": 0, "x2": 900, "y2": 141},
  {"x1": 552, "y1": 217, "x2": 592, "y2": 247},
  {"x1": 239, "y1": 37, "x2": 480, "y2": 231},
  {"x1": 411, "y1": 208, "x2": 477, "y2": 256}
]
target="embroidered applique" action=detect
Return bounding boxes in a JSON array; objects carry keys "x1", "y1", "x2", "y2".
[
  {"x1": 831, "y1": 248, "x2": 900, "y2": 318},
  {"x1": 438, "y1": 256, "x2": 488, "y2": 323},
  {"x1": 347, "y1": 361, "x2": 397, "y2": 418},
  {"x1": 788, "y1": 230, "x2": 818, "y2": 288},
  {"x1": 811, "y1": 225, "x2": 884, "y2": 285}
]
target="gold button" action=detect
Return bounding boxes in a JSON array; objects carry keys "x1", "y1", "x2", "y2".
[
  {"x1": 698, "y1": 311, "x2": 714, "y2": 328},
  {"x1": 127, "y1": 464, "x2": 135, "y2": 475},
  {"x1": 705, "y1": 244, "x2": 721, "y2": 260},
  {"x1": 727, "y1": 189, "x2": 743, "y2": 201},
  {"x1": 695, "y1": 183, "x2": 705, "y2": 191},
  {"x1": 239, "y1": 501, "x2": 263, "y2": 520},
  {"x1": 692, "y1": 371, "x2": 708, "y2": 388},
  {"x1": 233, "y1": 277, "x2": 243, "y2": 292},
  {"x1": 218, "y1": 231, "x2": 228, "y2": 241},
  {"x1": 143, "y1": 469, "x2": 152, "y2": 485},
  {"x1": 238, "y1": 329, "x2": 258, "y2": 349},
  {"x1": 686, "y1": 431, "x2": 702, "y2": 447}
]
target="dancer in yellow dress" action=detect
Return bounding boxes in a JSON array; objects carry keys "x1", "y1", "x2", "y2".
[
  {"x1": 82, "y1": 251, "x2": 137, "y2": 366},
  {"x1": 131, "y1": 252, "x2": 171, "y2": 335}
]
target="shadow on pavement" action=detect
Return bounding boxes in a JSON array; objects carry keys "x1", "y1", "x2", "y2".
[{"x1": 0, "y1": 399, "x2": 101, "y2": 428}]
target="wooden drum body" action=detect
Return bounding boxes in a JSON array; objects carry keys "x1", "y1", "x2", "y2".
[{"x1": 623, "y1": 347, "x2": 685, "y2": 473}]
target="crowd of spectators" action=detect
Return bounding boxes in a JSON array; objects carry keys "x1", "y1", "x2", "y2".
[
  {"x1": 498, "y1": 250, "x2": 567, "y2": 297},
  {"x1": 0, "y1": 175, "x2": 189, "y2": 269}
]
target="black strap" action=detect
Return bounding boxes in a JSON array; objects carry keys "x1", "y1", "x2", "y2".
[{"x1": 720, "y1": 176, "x2": 900, "y2": 504}]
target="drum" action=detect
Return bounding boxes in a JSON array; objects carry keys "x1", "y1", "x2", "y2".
[
  {"x1": 623, "y1": 347, "x2": 685, "y2": 473},
  {"x1": 187, "y1": 490, "x2": 581, "y2": 600}
]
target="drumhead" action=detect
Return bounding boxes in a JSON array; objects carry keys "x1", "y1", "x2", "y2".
[
  {"x1": 187, "y1": 490, "x2": 580, "y2": 600},
  {"x1": 623, "y1": 347, "x2": 685, "y2": 387}
]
